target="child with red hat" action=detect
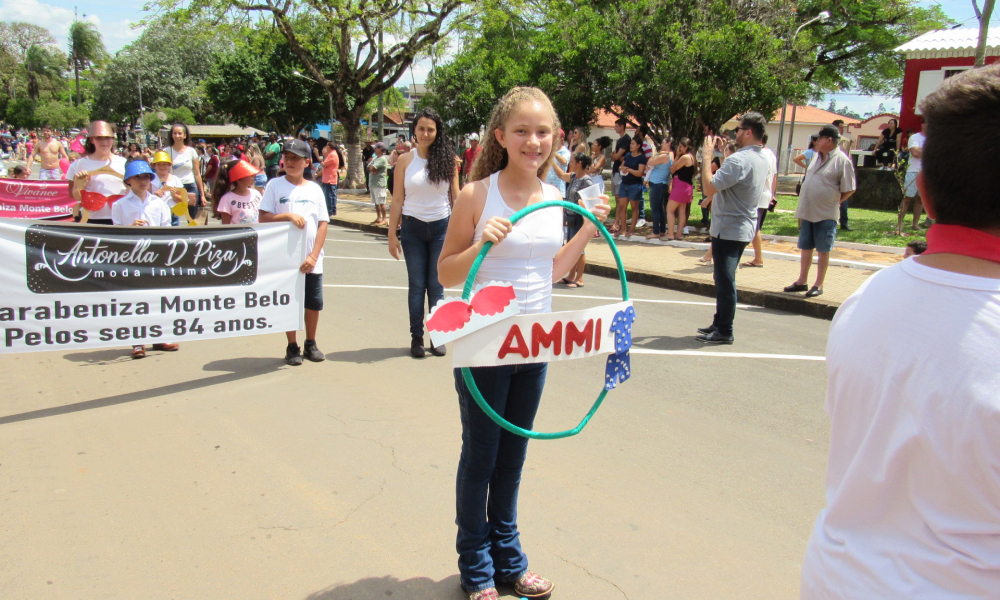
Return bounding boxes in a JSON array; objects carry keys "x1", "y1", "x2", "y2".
[{"x1": 213, "y1": 159, "x2": 263, "y2": 225}]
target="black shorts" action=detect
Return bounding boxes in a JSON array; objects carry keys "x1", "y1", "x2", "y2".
[
  {"x1": 755, "y1": 207, "x2": 768, "y2": 233},
  {"x1": 305, "y1": 273, "x2": 323, "y2": 311}
]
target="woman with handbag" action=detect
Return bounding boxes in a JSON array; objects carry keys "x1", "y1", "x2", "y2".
[{"x1": 387, "y1": 108, "x2": 460, "y2": 358}]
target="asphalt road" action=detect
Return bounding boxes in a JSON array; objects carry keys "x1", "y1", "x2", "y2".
[{"x1": 0, "y1": 224, "x2": 833, "y2": 600}]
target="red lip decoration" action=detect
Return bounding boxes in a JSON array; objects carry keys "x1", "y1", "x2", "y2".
[
  {"x1": 80, "y1": 191, "x2": 125, "y2": 212},
  {"x1": 427, "y1": 284, "x2": 517, "y2": 334}
]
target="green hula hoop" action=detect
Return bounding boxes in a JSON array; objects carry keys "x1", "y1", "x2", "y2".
[{"x1": 460, "y1": 199, "x2": 630, "y2": 440}]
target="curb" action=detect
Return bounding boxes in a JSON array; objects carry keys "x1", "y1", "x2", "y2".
[{"x1": 328, "y1": 217, "x2": 841, "y2": 321}]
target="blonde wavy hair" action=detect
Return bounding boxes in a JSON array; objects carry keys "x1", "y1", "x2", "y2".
[{"x1": 469, "y1": 86, "x2": 561, "y2": 183}]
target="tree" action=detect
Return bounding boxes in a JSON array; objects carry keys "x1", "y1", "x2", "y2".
[
  {"x1": 425, "y1": 10, "x2": 543, "y2": 133},
  {"x1": 428, "y1": 0, "x2": 798, "y2": 142},
  {"x1": 793, "y1": 0, "x2": 952, "y2": 98},
  {"x1": 0, "y1": 22, "x2": 57, "y2": 100},
  {"x1": 68, "y1": 20, "x2": 107, "y2": 106},
  {"x1": 91, "y1": 19, "x2": 229, "y2": 125},
  {"x1": 34, "y1": 100, "x2": 90, "y2": 130},
  {"x1": 972, "y1": 0, "x2": 997, "y2": 67},
  {"x1": 24, "y1": 45, "x2": 67, "y2": 101},
  {"x1": 205, "y1": 28, "x2": 334, "y2": 134},
  {"x1": 152, "y1": 0, "x2": 482, "y2": 186}
]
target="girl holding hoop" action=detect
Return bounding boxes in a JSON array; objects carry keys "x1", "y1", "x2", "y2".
[
  {"x1": 438, "y1": 87, "x2": 610, "y2": 600},
  {"x1": 388, "y1": 108, "x2": 461, "y2": 358}
]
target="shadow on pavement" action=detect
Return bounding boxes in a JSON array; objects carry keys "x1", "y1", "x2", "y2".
[
  {"x1": 0, "y1": 357, "x2": 283, "y2": 425},
  {"x1": 304, "y1": 575, "x2": 467, "y2": 600},
  {"x1": 632, "y1": 335, "x2": 709, "y2": 351},
  {"x1": 324, "y1": 347, "x2": 410, "y2": 364},
  {"x1": 62, "y1": 348, "x2": 147, "y2": 365}
]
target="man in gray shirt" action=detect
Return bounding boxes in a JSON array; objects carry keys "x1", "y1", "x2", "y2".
[
  {"x1": 783, "y1": 124, "x2": 856, "y2": 298},
  {"x1": 698, "y1": 112, "x2": 770, "y2": 344}
]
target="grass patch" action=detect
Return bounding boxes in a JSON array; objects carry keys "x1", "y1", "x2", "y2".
[
  {"x1": 608, "y1": 188, "x2": 924, "y2": 247},
  {"x1": 762, "y1": 194, "x2": 926, "y2": 248}
]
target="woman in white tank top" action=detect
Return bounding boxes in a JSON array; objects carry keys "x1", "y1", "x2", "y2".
[
  {"x1": 387, "y1": 109, "x2": 460, "y2": 358},
  {"x1": 437, "y1": 87, "x2": 610, "y2": 600}
]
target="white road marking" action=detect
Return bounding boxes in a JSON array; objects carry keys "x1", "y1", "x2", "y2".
[
  {"x1": 323, "y1": 256, "x2": 400, "y2": 262},
  {"x1": 322, "y1": 284, "x2": 749, "y2": 308},
  {"x1": 630, "y1": 348, "x2": 825, "y2": 361}
]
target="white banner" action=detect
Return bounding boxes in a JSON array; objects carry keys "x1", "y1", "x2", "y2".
[
  {"x1": 0, "y1": 219, "x2": 305, "y2": 353},
  {"x1": 452, "y1": 301, "x2": 633, "y2": 368}
]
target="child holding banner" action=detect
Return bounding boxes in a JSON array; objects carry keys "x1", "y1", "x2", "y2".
[
  {"x1": 112, "y1": 160, "x2": 177, "y2": 359},
  {"x1": 67, "y1": 121, "x2": 127, "y2": 225},
  {"x1": 437, "y1": 87, "x2": 610, "y2": 600},
  {"x1": 259, "y1": 139, "x2": 328, "y2": 366}
]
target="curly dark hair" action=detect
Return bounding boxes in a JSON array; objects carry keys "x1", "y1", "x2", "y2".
[{"x1": 412, "y1": 108, "x2": 456, "y2": 185}]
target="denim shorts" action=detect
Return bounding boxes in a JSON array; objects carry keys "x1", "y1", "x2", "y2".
[
  {"x1": 798, "y1": 219, "x2": 837, "y2": 253},
  {"x1": 618, "y1": 182, "x2": 644, "y2": 203},
  {"x1": 304, "y1": 273, "x2": 323, "y2": 311},
  {"x1": 254, "y1": 172, "x2": 267, "y2": 187},
  {"x1": 904, "y1": 171, "x2": 919, "y2": 197}
]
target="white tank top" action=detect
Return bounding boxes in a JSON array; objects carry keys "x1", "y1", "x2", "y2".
[
  {"x1": 402, "y1": 149, "x2": 451, "y2": 222},
  {"x1": 473, "y1": 172, "x2": 564, "y2": 315}
]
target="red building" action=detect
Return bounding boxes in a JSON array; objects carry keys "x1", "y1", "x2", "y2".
[{"x1": 896, "y1": 26, "x2": 999, "y2": 134}]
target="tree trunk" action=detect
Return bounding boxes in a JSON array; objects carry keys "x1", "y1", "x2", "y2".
[
  {"x1": 74, "y1": 61, "x2": 81, "y2": 106},
  {"x1": 344, "y1": 120, "x2": 366, "y2": 189},
  {"x1": 974, "y1": 0, "x2": 996, "y2": 67}
]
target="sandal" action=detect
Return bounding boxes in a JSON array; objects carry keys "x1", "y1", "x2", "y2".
[
  {"x1": 557, "y1": 278, "x2": 571, "y2": 285},
  {"x1": 741, "y1": 261, "x2": 764, "y2": 268},
  {"x1": 573, "y1": 280, "x2": 584, "y2": 288},
  {"x1": 565, "y1": 281, "x2": 580, "y2": 288}
]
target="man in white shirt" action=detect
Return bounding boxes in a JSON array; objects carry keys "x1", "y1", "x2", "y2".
[
  {"x1": 782, "y1": 125, "x2": 856, "y2": 298},
  {"x1": 743, "y1": 133, "x2": 778, "y2": 267},
  {"x1": 259, "y1": 138, "x2": 329, "y2": 366},
  {"x1": 801, "y1": 63, "x2": 1000, "y2": 600},
  {"x1": 897, "y1": 120, "x2": 926, "y2": 235}
]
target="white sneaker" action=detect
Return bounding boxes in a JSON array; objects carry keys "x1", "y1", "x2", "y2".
[
  {"x1": 637, "y1": 219, "x2": 646, "y2": 228},
  {"x1": 683, "y1": 226, "x2": 691, "y2": 235}
]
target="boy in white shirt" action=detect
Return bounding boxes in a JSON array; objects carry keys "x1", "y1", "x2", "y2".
[
  {"x1": 802, "y1": 64, "x2": 1000, "y2": 599},
  {"x1": 259, "y1": 139, "x2": 329, "y2": 366},
  {"x1": 111, "y1": 159, "x2": 176, "y2": 359}
]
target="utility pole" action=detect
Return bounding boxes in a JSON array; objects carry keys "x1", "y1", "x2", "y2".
[
  {"x1": 137, "y1": 70, "x2": 144, "y2": 145},
  {"x1": 377, "y1": 28, "x2": 384, "y2": 141}
]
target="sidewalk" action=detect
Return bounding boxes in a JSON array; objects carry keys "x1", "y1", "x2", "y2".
[{"x1": 331, "y1": 193, "x2": 898, "y2": 320}]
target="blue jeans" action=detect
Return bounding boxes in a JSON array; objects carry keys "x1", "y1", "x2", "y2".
[
  {"x1": 322, "y1": 183, "x2": 338, "y2": 216},
  {"x1": 648, "y1": 182, "x2": 668, "y2": 235},
  {"x1": 400, "y1": 215, "x2": 448, "y2": 338},
  {"x1": 454, "y1": 362, "x2": 547, "y2": 592},
  {"x1": 711, "y1": 237, "x2": 748, "y2": 336},
  {"x1": 183, "y1": 182, "x2": 201, "y2": 220}
]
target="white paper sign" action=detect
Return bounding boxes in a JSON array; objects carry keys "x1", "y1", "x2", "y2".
[
  {"x1": 452, "y1": 301, "x2": 633, "y2": 368},
  {"x1": 0, "y1": 219, "x2": 305, "y2": 353}
]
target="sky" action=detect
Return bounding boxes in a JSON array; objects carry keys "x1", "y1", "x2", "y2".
[{"x1": 3, "y1": 0, "x2": 995, "y2": 116}]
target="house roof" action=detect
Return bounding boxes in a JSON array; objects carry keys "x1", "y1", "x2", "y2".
[
  {"x1": 856, "y1": 113, "x2": 900, "y2": 129},
  {"x1": 592, "y1": 109, "x2": 620, "y2": 128},
  {"x1": 160, "y1": 124, "x2": 268, "y2": 138},
  {"x1": 764, "y1": 104, "x2": 861, "y2": 126},
  {"x1": 896, "y1": 26, "x2": 1000, "y2": 58},
  {"x1": 381, "y1": 110, "x2": 407, "y2": 125}
]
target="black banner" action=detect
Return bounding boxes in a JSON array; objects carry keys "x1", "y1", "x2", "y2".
[{"x1": 25, "y1": 225, "x2": 258, "y2": 294}]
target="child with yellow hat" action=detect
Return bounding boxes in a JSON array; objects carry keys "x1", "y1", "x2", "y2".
[{"x1": 150, "y1": 150, "x2": 187, "y2": 226}]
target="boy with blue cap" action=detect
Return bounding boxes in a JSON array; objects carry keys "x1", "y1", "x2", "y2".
[
  {"x1": 112, "y1": 159, "x2": 177, "y2": 358},
  {"x1": 113, "y1": 160, "x2": 173, "y2": 228}
]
